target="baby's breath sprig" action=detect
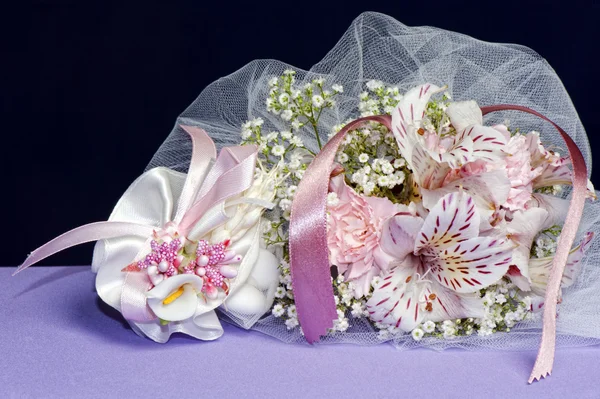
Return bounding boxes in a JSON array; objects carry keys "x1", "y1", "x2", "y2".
[
  {"x1": 530, "y1": 225, "x2": 561, "y2": 258},
  {"x1": 266, "y1": 70, "x2": 342, "y2": 150},
  {"x1": 406, "y1": 279, "x2": 531, "y2": 341},
  {"x1": 358, "y1": 80, "x2": 403, "y2": 116},
  {"x1": 423, "y1": 92, "x2": 454, "y2": 136}
]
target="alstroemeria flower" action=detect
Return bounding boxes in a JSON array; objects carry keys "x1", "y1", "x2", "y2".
[
  {"x1": 391, "y1": 87, "x2": 508, "y2": 190},
  {"x1": 390, "y1": 85, "x2": 514, "y2": 232},
  {"x1": 327, "y1": 173, "x2": 401, "y2": 297},
  {"x1": 367, "y1": 191, "x2": 513, "y2": 331}
]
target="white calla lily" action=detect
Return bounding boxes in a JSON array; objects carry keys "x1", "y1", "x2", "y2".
[{"x1": 146, "y1": 274, "x2": 204, "y2": 321}]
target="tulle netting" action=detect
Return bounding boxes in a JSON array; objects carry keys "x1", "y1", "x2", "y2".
[{"x1": 146, "y1": 12, "x2": 600, "y2": 350}]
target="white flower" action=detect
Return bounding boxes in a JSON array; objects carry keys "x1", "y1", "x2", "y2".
[
  {"x1": 287, "y1": 305, "x2": 297, "y2": 318},
  {"x1": 351, "y1": 302, "x2": 366, "y2": 318},
  {"x1": 268, "y1": 77, "x2": 279, "y2": 87},
  {"x1": 366, "y1": 80, "x2": 384, "y2": 91},
  {"x1": 289, "y1": 136, "x2": 304, "y2": 147},
  {"x1": 363, "y1": 181, "x2": 375, "y2": 194},
  {"x1": 241, "y1": 128, "x2": 252, "y2": 140},
  {"x1": 358, "y1": 153, "x2": 369, "y2": 163},
  {"x1": 288, "y1": 159, "x2": 301, "y2": 170},
  {"x1": 371, "y1": 276, "x2": 382, "y2": 288},
  {"x1": 271, "y1": 145, "x2": 285, "y2": 157},
  {"x1": 393, "y1": 171, "x2": 405, "y2": 184},
  {"x1": 278, "y1": 93, "x2": 290, "y2": 105},
  {"x1": 272, "y1": 304, "x2": 285, "y2": 317},
  {"x1": 422, "y1": 320, "x2": 436, "y2": 333},
  {"x1": 291, "y1": 120, "x2": 302, "y2": 131},
  {"x1": 337, "y1": 152, "x2": 349, "y2": 163},
  {"x1": 279, "y1": 198, "x2": 292, "y2": 211},
  {"x1": 275, "y1": 287, "x2": 286, "y2": 299},
  {"x1": 312, "y1": 95, "x2": 325, "y2": 108},
  {"x1": 251, "y1": 117, "x2": 264, "y2": 127},
  {"x1": 281, "y1": 130, "x2": 293, "y2": 140},
  {"x1": 411, "y1": 328, "x2": 424, "y2": 341},
  {"x1": 332, "y1": 84, "x2": 344, "y2": 93},
  {"x1": 327, "y1": 192, "x2": 339, "y2": 207},
  {"x1": 281, "y1": 109, "x2": 293, "y2": 121},
  {"x1": 286, "y1": 185, "x2": 297, "y2": 197},
  {"x1": 377, "y1": 175, "x2": 390, "y2": 187},
  {"x1": 495, "y1": 294, "x2": 507, "y2": 304},
  {"x1": 381, "y1": 161, "x2": 394, "y2": 175},
  {"x1": 283, "y1": 69, "x2": 295, "y2": 76},
  {"x1": 313, "y1": 77, "x2": 325, "y2": 85},
  {"x1": 266, "y1": 131, "x2": 278, "y2": 142},
  {"x1": 285, "y1": 317, "x2": 299, "y2": 330}
]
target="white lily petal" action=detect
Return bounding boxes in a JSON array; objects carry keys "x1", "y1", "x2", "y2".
[
  {"x1": 446, "y1": 100, "x2": 483, "y2": 131},
  {"x1": 506, "y1": 208, "x2": 549, "y2": 280},
  {"x1": 529, "y1": 193, "x2": 569, "y2": 229},
  {"x1": 367, "y1": 259, "x2": 424, "y2": 332},
  {"x1": 391, "y1": 83, "x2": 442, "y2": 175}
]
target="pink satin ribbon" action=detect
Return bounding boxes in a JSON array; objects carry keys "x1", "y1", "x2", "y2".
[
  {"x1": 15, "y1": 126, "x2": 258, "y2": 322},
  {"x1": 290, "y1": 106, "x2": 587, "y2": 383},
  {"x1": 289, "y1": 115, "x2": 392, "y2": 343},
  {"x1": 481, "y1": 105, "x2": 588, "y2": 383}
]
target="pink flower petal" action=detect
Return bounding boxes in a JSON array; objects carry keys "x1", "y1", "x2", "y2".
[{"x1": 380, "y1": 214, "x2": 424, "y2": 261}]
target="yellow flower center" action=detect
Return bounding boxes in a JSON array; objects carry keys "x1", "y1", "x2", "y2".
[{"x1": 163, "y1": 286, "x2": 185, "y2": 305}]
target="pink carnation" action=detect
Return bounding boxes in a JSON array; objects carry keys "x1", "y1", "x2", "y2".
[{"x1": 326, "y1": 173, "x2": 400, "y2": 297}]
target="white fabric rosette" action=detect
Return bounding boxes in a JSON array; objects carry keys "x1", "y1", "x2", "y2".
[{"x1": 92, "y1": 165, "x2": 279, "y2": 342}]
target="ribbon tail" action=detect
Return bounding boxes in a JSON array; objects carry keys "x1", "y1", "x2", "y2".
[
  {"x1": 481, "y1": 105, "x2": 587, "y2": 383},
  {"x1": 174, "y1": 125, "x2": 217, "y2": 223},
  {"x1": 14, "y1": 221, "x2": 156, "y2": 275},
  {"x1": 121, "y1": 271, "x2": 156, "y2": 322},
  {"x1": 289, "y1": 115, "x2": 392, "y2": 343}
]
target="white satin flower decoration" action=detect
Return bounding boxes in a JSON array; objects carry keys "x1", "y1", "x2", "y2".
[{"x1": 93, "y1": 165, "x2": 280, "y2": 343}]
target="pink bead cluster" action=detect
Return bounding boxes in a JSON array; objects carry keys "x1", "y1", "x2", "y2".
[
  {"x1": 195, "y1": 239, "x2": 243, "y2": 299},
  {"x1": 138, "y1": 238, "x2": 182, "y2": 276},
  {"x1": 133, "y1": 234, "x2": 243, "y2": 294}
]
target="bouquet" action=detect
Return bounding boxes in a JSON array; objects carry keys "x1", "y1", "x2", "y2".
[{"x1": 17, "y1": 13, "x2": 600, "y2": 383}]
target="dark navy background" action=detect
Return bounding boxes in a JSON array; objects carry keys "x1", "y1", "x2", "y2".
[{"x1": 4, "y1": 1, "x2": 599, "y2": 266}]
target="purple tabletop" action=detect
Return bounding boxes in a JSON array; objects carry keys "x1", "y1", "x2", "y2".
[{"x1": 1, "y1": 266, "x2": 599, "y2": 398}]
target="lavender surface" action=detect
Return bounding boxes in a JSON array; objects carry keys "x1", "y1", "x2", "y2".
[{"x1": 2, "y1": 266, "x2": 599, "y2": 398}]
